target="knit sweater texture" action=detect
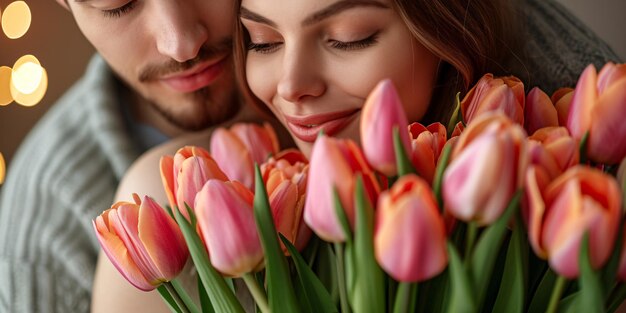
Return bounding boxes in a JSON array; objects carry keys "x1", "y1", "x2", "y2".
[{"x1": 0, "y1": 0, "x2": 622, "y2": 312}]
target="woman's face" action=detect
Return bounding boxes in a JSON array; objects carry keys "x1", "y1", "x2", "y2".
[{"x1": 241, "y1": 0, "x2": 439, "y2": 155}]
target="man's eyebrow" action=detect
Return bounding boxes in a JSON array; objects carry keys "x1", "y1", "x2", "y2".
[
  {"x1": 240, "y1": 0, "x2": 389, "y2": 28},
  {"x1": 303, "y1": 0, "x2": 389, "y2": 26}
]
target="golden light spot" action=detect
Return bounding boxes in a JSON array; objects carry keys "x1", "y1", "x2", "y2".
[
  {"x1": 1, "y1": 1, "x2": 31, "y2": 39},
  {"x1": 10, "y1": 67, "x2": 47, "y2": 107},
  {"x1": 0, "y1": 66, "x2": 13, "y2": 106},
  {"x1": 0, "y1": 152, "x2": 5, "y2": 185},
  {"x1": 12, "y1": 61, "x2": 43, "y2": 94}
]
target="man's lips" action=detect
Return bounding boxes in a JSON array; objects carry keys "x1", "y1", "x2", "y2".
[
  {"x1": 284, "y1": 109, "x2": 360, "y2": 143},
  {"x1": 160, "y1": 55, "x2": 228, "y2": 93}
]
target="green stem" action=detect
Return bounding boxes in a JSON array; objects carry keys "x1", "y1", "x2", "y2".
[
  {"x1": 163, "y1": 281, "x2": 191, "y2": 313},
  {"x1": 393, "y1": 282, "x2": 417, "y2": 313},
  {"x1": 335, "y1": 243, "x2": 351, "y2": 313},
  {"x1": 170, "y1": 279, "x2": 200, "y2": 313},
  {"x1": 242, "y1": 273, "x2": 270, "y2": 313},
  {"x1": 465, "y1": 222, "x2": 478, "y2": 261},
  {"x1": 546, "y1": 276, "x2": 567, "y2": 313}
]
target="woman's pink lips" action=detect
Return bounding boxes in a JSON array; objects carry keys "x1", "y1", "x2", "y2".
[
  {"x1": 160, "y1": 56, "x2": 227, "y2": 93},
  {"x1": 284, "y1": 109, "x2": 360, "y2": 143}
]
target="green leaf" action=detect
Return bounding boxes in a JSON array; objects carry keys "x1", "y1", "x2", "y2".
[
  {"x1": 491, "y1": 216, "x2": 527, "y2": 313},
  {"x1": 157, "y1": 285, "x2": 184, "y2": 313},
  {"x1": 253, "y1": 165, "x2": 300, "y2": 312},
  {"x1": 197, "y1": 276, "x2": 215, "y2": 313},
  {"x1": 281, "y1": 234, "x2": 339, "y2": 313},
  {"x1": 578, "y1": 234, "x2": 604, "y2": 313},
  {"x1": 446, "y1": 92, "x2": 462, "y2": 137},
  {"x1": 171, "y1": 279, "x2": 200, "y2": 313},
  {"x1": 393, "y1": 282, "x2": 417, "y2": 313},
  {"x1": 173, "y1": 207, "x2": 244, "y2": 313},
  {"x1": 333, "y1": 187, "x2": 353, "y2": 244},
  {"x1": 557, "y1": 292, "x2": 579, "y2": 313},
  {"x1": 393, "y1": 126, "x2": 416, "y2": 177},
  {"x1": 350, "y1": 175, "x2": 386, "y2": 313},
  {"x1": 446, "y1": 242, "x2": 476, "y2": 313},
  {"x1": 432, "y1": 143, "x2": 452, "y2": 210},
  {"x1": 470, "y1": 190, "x2": 521, "y2": 311},
  {"x1": 528, "y1": 269, "x2": 559, "y2": 313}
]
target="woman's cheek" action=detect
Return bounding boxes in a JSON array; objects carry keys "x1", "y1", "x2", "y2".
[{"x1": 246, "y1": 57, "x2": 275, "y2": 106}]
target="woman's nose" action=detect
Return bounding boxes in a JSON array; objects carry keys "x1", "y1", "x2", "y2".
[
  {"x1": 154, "y1": 3, "x2": 209, "y2": 63},
  {"x1": 276, "y1": 47, "x2": 325, "y2": 103}
]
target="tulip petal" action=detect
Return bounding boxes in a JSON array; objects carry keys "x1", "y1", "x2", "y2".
[
  {"x1": 567, "y1": 65, "x2": 598, "y2": 140},
  {"x1": 525, "y1": 87, "x2": 559, "y2": 134},
  {"x1": 588, "y1": 78, "x2": 626, "y2": 164}
]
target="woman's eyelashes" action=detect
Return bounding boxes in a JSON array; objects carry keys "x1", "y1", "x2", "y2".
[
  {"x1": 101, "y1": 0, "x2": 137, "y2": 18},
  {"x1": 247, "y1": 31, "x2": 380, "y2": 54}
]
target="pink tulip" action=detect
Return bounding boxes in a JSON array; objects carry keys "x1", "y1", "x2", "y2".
[
  {"x1": 93, "y1": 194, "x2": 189, "y2": 291},
  {"x1": 305, "y1": 136, "x2": 381, "y2": 242},
  {"x1": 527, "y1": 127, "x2": 579, "y2": 180},
  {"x1": 443, "y1": 113, "x2": 527, "y2": 225},
  {"x1": 567, "y1": 63, "x2": 626, "y2": 164},
  {"x1": 525, "y1": 166, "x2": 621, "y2": 278},
  {"x1": 360, "y1": 79, "x2": 411, "y2": 177},
  {"x1": 375, "y1": 174, "x2": 448, "y2": 282},
  {"x1": 461, "y1": 74, "x2": 525, "y2": 125},
  {"x1": 261, "y1": 149, "x2": 312, "y2": 251},
  {"x1": 408, "y1": 122, "x2": 447, "y2": 185},
  {"x1": 524, "y1": 87, "x2": 559, "y2": 134},
  {"x1": 195, "y1": 180, "x2": 264, "y2": 277},
  {"x1": 210, "y1": 123, "x2": 280, "y2": 189},
  {"x1": 160, "y1": 146, "x2": 228, "y2": 220}
]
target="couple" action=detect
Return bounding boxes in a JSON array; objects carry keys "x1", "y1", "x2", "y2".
[{"x1": 0, "y1": 0, "x2": 619, "y2": 312}]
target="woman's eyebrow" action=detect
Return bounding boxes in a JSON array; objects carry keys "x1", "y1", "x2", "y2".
[{"x1": 240, "y1": 0, "x2": 389, "y2": 27}]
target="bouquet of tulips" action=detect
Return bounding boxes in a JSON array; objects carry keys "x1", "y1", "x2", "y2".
[{"x1": 93, "y1": 62, "x2": 626, "y2": 313}]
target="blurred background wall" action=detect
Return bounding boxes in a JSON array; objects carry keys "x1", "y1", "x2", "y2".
[{"x1": 0, "y1": 0, "x2": 625, "y2": 169}]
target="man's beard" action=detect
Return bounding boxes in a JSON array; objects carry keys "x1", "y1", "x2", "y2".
[{"x1": 148, "y1": 86, "x2": 241, "y2": 132}]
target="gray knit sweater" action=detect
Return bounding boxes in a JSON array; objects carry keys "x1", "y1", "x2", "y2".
[{"x1": 0, "y1": 0, "x2": 621, "y2": 312}]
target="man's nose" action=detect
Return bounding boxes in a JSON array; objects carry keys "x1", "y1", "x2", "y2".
[
  {"x1": 277, "y1": 46, "x2": 325, "y2": 104},
  {"x1": 154, "y1": 3, "x2": 208, "y2": 63}
]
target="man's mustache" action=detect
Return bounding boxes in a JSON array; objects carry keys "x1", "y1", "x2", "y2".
[{"x1": 139, "y1": 38, "x2": 232, "y2": 82}]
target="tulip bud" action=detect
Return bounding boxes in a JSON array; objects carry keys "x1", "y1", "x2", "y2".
[
  {"x1": 93, "y1": 194, "x2": 189, "y2": 291},
  {"x1": 408, "y1": 122, "x2": 447, "y2": 185},
  {"x1": 551, "y1": 88, "x2": 573, "y2": 127},
  {"x1": 160, "y1": 146, "x2": 228, "y2": 220},
  {"x1": 360, "y1": 79, "x2": 411, "y2": 177},
  {"x1": 195, "y1": 180, "x2": 264, "y2": 277},
  {"x1": 443, "y1": 113, "x2": 527, "y2": 225},
  {"x1": 525, "y1": 87, "x2": 559, "y2": 134},
  {"x1": 375, "y1": 175, "x2": 447, "y2": 282},
  {"x1": 526, "y1": 166, "x2": 621, "y2": 278},
  {"x1": 461, "y1": 74, "x2": 525, "y2": 125},
  {"x1": 528, "y1": 127, "x2": 579, "y2": 180},
  {"x1": 304, "y1": 136, "x2": 380, "y2": 242}
]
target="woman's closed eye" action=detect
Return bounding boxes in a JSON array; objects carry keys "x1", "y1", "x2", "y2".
[
  {"x1": 328, "y1": 32, "x2": 379, "y2": 51},
  {"x1": 247, "y1": 41, "x2": 283, "y2": 54},
  {"x1": 101, "y1": 0, "x2": 138, "y2": 18}
]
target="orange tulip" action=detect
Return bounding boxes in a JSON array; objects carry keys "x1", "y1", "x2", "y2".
[
  {"x1": 195, "y1": 179, "x2": 264, "y2": 277},
  {"x1": 525, "y1": 166, "x2": 621, "y2": 278},
  {"x1": 461, "y1": 74, "x2": 525, "y2": 125},
  {"x1": 408, "y1": 122, "x2": 447, "y2": 185},
  {"x1": 443, "y1": 113, "x2": 527, "y2": 225},
  {"x1": 524, "y1": 87, "x2": 559, "y2": 134},
  {"x1": 375, "y1": 175, "x2": 447, "y2": 282},
  {"x1": 551, "y1": 87, "x2": 574, "y2": 127},
  {"x1": 527, "y1": 127, "x2": 579, "y2": 180},
  {"x1": 160, "y1": 146, "x2": 228, "y2": 220},
  {"x1": 261, "y1": 149, "x2": 311, "y2": 251},
  {"x1": 360, "y1": 79, "x2": 411, "y2": 177},
  {"x1": 567, "y1": 63, "x2": 626, "y2": 164},
  {"x1": 93, "y1": 194, "x2": 189, "y2": 291},
  {"x1": 304, "y1": 136, "x2": 381, "y2": 242},
  {"x1": 210, "y1": 123, "x2": 280, "y2": 189}
]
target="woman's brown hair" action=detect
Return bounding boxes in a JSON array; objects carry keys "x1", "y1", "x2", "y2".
[{"x1": 234, "y1": 0, "x2": 524, "y2": 124}]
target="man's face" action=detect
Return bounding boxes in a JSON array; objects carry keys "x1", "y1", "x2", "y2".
[{"x1": 62, "y1": 0, "x2": 239, "y2": 131}]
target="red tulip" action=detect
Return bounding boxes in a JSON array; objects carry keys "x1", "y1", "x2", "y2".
[
  {"x1": 93, "y1": 194, "x2": 189, "y2": 291},
  {"x1": 195, "y1": 180, "x2": 264, "y2": 277},
  {"x1": 408, "y1": 122, "x2": 447, "y2": 185},
  {"x1": 360, "y1": 79, "x2": 411, "y2": 177},
  {"x1": 567, "y1": 63, "x2": 626, "y2": 164},
  {"x1": 375, "y1": 175, "x2": 448, "y2": 282},
  {"x1": 443, "y1": 113, "x2": 527, "y2": 225},
  {"x1": 304, "y1": 136, "x2": 381, "y2": 242},
  {"x1": 160, "y1": 146, "x2": 228, "y2": 220},
  {"x1": 461, "y1": 74, "x2": 525, "y2": 125},
  {"x1": 261, "y1": 149, "x2": 311, "y2": 251},
  {"x1": 525, "y1": 87, "x2": 559, "y2": 134},
  {"x1": 525, "y1": 166, "x2": 621, "y2": 278}
]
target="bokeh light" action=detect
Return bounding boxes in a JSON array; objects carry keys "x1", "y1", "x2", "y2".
[
  {"x1": 0, "y1": 152, "x2": 5, "y2": 185},
  {"x1": 0, "y1": 66, "x2": 12, "y2": 106},
  {"x1": 9, "y1": 55, "x2": 47, "y2": 107},
  {"x1": 1, "y1": 1, "x2": 31, "y2": 39}
]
